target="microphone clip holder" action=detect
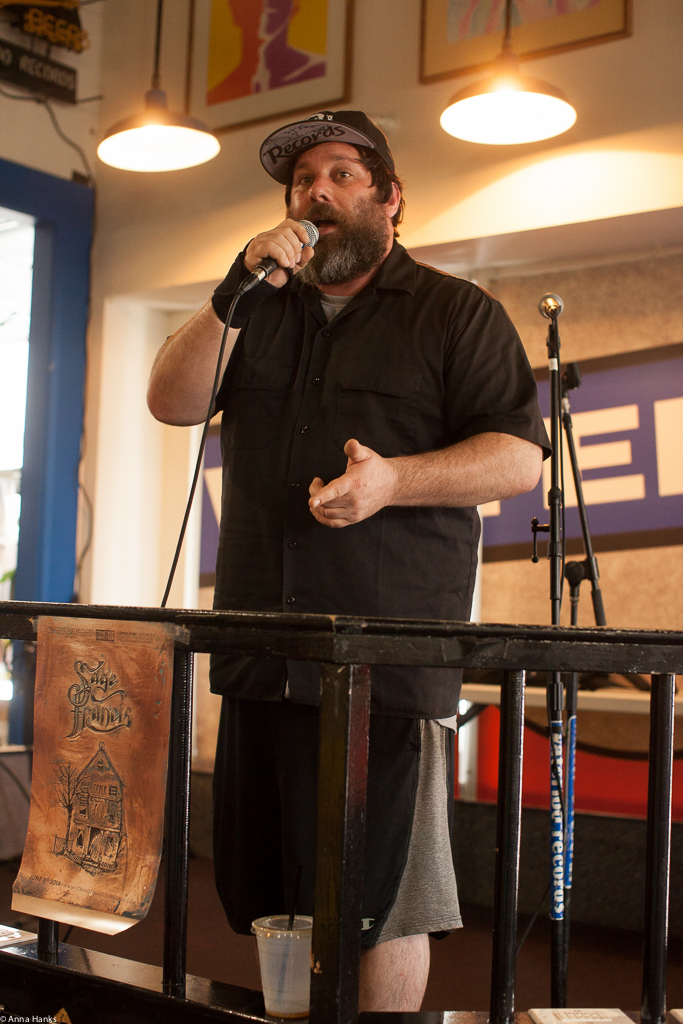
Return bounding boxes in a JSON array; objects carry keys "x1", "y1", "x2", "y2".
[{"x1": 531, "y1": 516, "x2": 550, "y2": 563}]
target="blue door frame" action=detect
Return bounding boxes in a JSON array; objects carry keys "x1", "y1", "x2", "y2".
[{"x1": 0, "y1": 157, "x2": 94, "y2": 602}]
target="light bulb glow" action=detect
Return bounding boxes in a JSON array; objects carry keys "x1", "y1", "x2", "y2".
[
  {"x1": 440, "y1": 88, "x2": 577, "y2": 145},
  {"x1": 97, "y1": 124, "x2": 220, "y2": 172}
]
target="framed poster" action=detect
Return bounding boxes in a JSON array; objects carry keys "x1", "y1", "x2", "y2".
[
  {"x1": 421, "y1": 0, "x2": 631, "y2": 83},
  {"x1": 186, "y1": 0, "x2": 354, "y2": 134}
]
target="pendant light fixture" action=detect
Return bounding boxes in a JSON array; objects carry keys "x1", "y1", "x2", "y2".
[
  {"x1": 440, "y1": 0, "x2": 577, "y2": 146},
  {"x1": 98, "y1": 0, "x2": 220, "y2": 172}
]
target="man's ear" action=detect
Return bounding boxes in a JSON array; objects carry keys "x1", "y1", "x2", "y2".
[{"x1": 386, "y1": 181, "x2": 401, "y2": 221}]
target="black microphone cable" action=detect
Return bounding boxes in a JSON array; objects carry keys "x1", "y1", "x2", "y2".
[
  {"x1": 160, "y1": 290, "x2": 241, "y2": 608},
  {"x1": 160, "y1": 220, "x2": 318, "y2": 607}
]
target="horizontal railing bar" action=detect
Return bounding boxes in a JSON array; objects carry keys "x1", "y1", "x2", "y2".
[
  {"x1": 3, "y1": 599, "x2": 683, "y2": 646},
  {"x1": 1, "y1": 602, "x2": 683, "y2": 674},
  {"x1": 330, "y1": 636, "x2": 683, "y2": 674}
]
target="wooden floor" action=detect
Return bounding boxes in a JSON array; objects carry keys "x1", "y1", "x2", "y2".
[{"x1": 2, "y1": 855, "x2": 682, "y2": 1012}]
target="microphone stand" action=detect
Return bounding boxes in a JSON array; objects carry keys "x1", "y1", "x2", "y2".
[
  {"x1": 531, "y1": 293, "x2": 566, "y2": 1007},
  {"x1": 561, "y1": 362, "x2": 606, "y2": 628},
  {"x1": 560, "y1": 362, "x2": 607, "y2": 988}
]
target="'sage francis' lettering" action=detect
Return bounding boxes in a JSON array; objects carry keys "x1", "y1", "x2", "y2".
[{"x1": 66, "y1": 658, "x2": 132, "y2": 739}]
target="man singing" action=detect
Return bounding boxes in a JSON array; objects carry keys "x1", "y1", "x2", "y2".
[{"x1": 147, "y1": 110, "x2": 549, "y2": 1012}]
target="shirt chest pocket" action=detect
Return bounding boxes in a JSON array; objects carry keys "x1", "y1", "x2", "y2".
[
  {"x1": 334, "y1": 360, "x2": 423, "y2": 456},
  {"x1": 223, "y1": 359, "x2": 292, "y2": 450}
]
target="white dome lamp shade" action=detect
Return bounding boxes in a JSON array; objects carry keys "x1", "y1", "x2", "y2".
[
  {"x1": 97, "y1": 0, "x2": 220, "y2": 172},
  {"x1": 440, "y1": 0, "x2": 577, "y2": 146}
]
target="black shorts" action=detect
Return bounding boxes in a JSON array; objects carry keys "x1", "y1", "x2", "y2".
[{"x1": 212, "y1": 697, "x2": 461, "y2": 949}]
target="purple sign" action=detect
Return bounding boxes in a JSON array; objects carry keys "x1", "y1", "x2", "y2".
[{"x1": 482, "y1": 349, "x2": 683, "y2": 552}]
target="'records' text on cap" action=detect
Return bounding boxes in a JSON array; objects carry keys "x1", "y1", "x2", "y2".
[{"x1": 259, "y1": 110, "x2": 395, "y2": 184}]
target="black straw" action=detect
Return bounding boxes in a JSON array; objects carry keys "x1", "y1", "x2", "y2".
[{"x1": 287, "y1": 864, "x2": 303, "y2": 930}]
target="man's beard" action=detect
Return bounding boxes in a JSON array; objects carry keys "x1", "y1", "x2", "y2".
[{"x1": 288, "y1": 196, "x2": 391, "y2": 285}]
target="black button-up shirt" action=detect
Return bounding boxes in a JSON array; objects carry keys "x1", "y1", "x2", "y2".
[{"x1": 210, "y1": 241, "x2": 549, "y2": 718}]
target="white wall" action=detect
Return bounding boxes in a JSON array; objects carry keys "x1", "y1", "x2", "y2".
[{"x1": 90, "y1": 300, "x2": 202, "y2": 608}]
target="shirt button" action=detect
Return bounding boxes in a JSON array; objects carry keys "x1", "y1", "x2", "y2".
[
  {"x1": 300, "y1": 425, "x2": 309, "y2": 434},
  {"x1": 286, "y1": 596, "x2": 296, "y2": 604},
  {"x1": 321, "y1": 329, "x2": 330, "y2": 338},
  {"x1": 290, "y1": 482, "x2": 301, "y2": 488},
  {"x1": 288, "y1": 540, "x2": 297, "y2": 549},
  {"x1": 311, "y1": 377, "x2": 321, "y2": 385}
]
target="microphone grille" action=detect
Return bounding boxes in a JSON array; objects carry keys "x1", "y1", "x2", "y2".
[
  {"x1": 538, "y1": 293, "x2": 564, "y2": 319},
  {"x1": 299, "y1": 219, "x2": 319, "y2": 248}
]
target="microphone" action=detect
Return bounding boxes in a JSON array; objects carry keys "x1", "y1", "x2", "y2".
[
  {"x1": 237, "y1": 219, "x2": 319, "y2": 295},
  {"x1": 538, "y1": 293, "x2": 564, "y2": 319}
]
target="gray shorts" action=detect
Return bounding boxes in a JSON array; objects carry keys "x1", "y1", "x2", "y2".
[
  {"x1": 375, "y1": 720, "x2": 462, "y2": 944},
  {"x1": 213, "y1": 699, "x2": 462, "y2": 949}
]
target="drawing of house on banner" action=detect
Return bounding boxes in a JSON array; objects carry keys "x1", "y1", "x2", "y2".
[{"x1": 54, "y1": 742, "x2": 125, "y2": 874}]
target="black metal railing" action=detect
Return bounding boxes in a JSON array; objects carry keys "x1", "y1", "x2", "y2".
[{"x1": 0, "y1": 600, "x2": 678, "y2": 1024}]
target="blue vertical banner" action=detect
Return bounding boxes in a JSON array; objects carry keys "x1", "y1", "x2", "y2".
[
  {"x1": 482, "y1": 345, "x2": 683, "y2": 558},
  {"x1": 200, "y1": 430, "x2": 222, "y2": 586}
]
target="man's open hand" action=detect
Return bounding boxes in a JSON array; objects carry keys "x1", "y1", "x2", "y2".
[{"x1": 308, "y1": 439, "x2": 398, "y2": 528}]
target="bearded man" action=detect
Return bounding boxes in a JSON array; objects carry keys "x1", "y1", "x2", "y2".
[{"x1": 147, "y1": 111, "x2": 549, "y2": 1012}]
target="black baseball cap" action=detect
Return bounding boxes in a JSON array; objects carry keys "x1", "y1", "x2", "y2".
[{"x1": 260, "y1": 110, "x2": 395, "y2": 184}]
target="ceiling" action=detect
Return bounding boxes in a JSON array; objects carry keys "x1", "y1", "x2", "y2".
[{"x1": 408, "y1": 206, "x2": 683, "y2": 278}]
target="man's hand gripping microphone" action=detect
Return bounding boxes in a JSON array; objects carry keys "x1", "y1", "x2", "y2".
[{"x1": 237, "y1": 219, "x2": 319, "y2": 296}]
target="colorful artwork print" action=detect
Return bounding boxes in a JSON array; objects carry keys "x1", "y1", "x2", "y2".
[
  {"x1": 206, "y1": 0, "x2": 328, "y2": 106},
  {"x1": 448, "y1": 0, "x2": 600, "y2": 42},
  {"x1": 421, "y1": 0, "x2": 629, "y2": 82}
]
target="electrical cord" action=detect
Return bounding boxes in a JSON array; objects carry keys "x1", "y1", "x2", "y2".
[
  {"x1": 523, "y1": 714, "x2": 683, "y2": 761},
  {"x1": 73, "y1": 478, "x2": 94, "y2": 601},
  {"x1": 42, "y1": 98, "x2": 94, "y2": 182},
  {"x1": 160, "y1": 291, "x2": 241, "y2": 607},
  {"x1": 0, "y1": 85, "x2": 94, "y2": 183},
  {"x1": 559, "y1": 399, "x2": 566, "y2": 618},
  {"x1": 516, "y1": 880, "x2": 550, "y2": 957},
  {"x1": 0, "y1": 84, "x2": 35, "y2": 101}
]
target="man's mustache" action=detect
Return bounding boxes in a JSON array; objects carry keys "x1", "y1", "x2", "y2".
[{"x1": 304, "y1": 202, "x2": 343, "y2": 225}]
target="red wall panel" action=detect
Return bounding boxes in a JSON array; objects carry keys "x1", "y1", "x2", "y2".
[{"x1": 474, "y1": 705, "x2": 683, "y2": 821}]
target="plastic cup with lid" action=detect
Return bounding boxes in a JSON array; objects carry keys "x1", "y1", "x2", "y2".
[{"x1": 251, "y1": 914, "x2": 313, "y2": 1019}]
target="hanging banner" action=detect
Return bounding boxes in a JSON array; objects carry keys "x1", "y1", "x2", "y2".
[{"x1": 12, "y1": 617, "x2": 175, "y2": 935}]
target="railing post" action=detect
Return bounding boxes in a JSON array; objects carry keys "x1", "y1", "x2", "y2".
[
  {"x1": 163, "y1": 648, "x2": 194, "y2": 997},
  {"x1": 310, "y1": 663, "x2": 371, "y2": 1024},
  {"x1": 37, "y1": 918, "x2": 58, "y2": 964},
  {"x1": 490, "y1": 670, "x2": 526, "y2": 1024},
  {"x1": 641, "y1": 672, "x2": 675, "y2": 1024}
]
